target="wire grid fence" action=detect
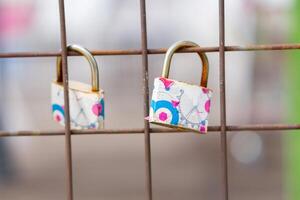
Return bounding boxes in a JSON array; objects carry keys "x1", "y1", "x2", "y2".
[{"x1": 0, "y1": 0, "x2": 298, "y2": 200}]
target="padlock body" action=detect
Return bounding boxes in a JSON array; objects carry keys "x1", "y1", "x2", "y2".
[
  {"x1": 149, "y1": 77, "x2": 212, "y2": 133},
  {"x1": 51, "y1": 81, "x2": 104, "y2": 130}
]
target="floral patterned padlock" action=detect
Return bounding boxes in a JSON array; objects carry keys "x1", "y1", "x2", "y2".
[
  {"x1": 149, "y1": 41, "x2": 212, "y2": 133},
  {"x1": 51, "y1": 44, "x2": 104, "y2": 129}
]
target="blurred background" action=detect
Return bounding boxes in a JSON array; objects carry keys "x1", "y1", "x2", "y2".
[{"x1": 0, "y1": 0, "x2": 297, "y2": 199}]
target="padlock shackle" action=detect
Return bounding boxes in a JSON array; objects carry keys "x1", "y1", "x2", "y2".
[
  {"x1": 162, "y1": 41, "x2": 209, "y2": 88},
  {"x1": 56, "y1": 44, "x2": 99, "y2": 92}
]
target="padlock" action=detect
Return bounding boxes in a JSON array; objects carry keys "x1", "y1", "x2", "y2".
[
  {"x1": 51, "y1": 44, "x2": 104, "y2": 129},
  {"x1": 149, "y1": 41, "x2": 212, "y2": 133}
]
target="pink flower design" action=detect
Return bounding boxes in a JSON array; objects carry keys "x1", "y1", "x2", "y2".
[
  {"x1": 202, "y1": 88, "x2": 210, "y2": 94},
  {"x1": 171, "y1": 100, "x2": 180, "y2": 108},
  {"x1": 55, "y1": 115, "x2": 61, "y2": 122},
  {"x1": 92, "y1": 103, "x2": 103, "y2": 116},
  {"x1": 199, "y1": 125, "x2": 206, "y2": 133},
  {"x1": 159, "y1": 112, "x2": 168, "y2": 121},
  {"x1": 205, "y1": 100, "x2": 211, "y2": 113},
  {"x1": 159, "y1": 77, "x2": 174, "y2": 90}
]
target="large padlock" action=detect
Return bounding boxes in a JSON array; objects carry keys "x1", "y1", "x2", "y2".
[
  {"x1": 51, "y1": 44, "x2": 104, "y2": 129},
  {"x1": 149, "y1": 41, "x2": 212, "y2": 133}
]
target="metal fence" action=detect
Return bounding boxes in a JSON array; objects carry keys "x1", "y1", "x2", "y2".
[{"x1": 0, "y1": 0, "x2": 298, "y2": 200}]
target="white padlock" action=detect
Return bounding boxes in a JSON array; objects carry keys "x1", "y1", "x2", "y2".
[
  {"x1": 149, "y1": 41, "x2": 213, "y2": 133},
  {"x1": 51, "y1": 44, "x2": 104, "y2": 130}
]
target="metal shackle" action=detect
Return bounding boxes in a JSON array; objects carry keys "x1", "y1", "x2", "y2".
[
  {"x1": 56, "y1": 44, "x2": 99, "y2": 92},
  {"x1": 162, "y1": 41, "x2": 209, "y2": 87}
]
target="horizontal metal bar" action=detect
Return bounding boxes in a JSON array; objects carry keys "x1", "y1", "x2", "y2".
[
  {"x1": 0, "y1": 124, "x2": 300, "y2": 137},
  {"x1": 0, "y1": 129, "x2": 145, "y2": 137},
  {"x1": 0, "y1": 43, "x2": 299, "y2": 58}
]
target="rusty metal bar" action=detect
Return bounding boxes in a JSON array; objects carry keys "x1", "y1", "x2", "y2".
[
  {"x1": 219, "y1": 0, "x2": 229, "y2": 200},
  {"x1": 58, "y1": 1, "x2": 74, "y2": 200},
  {"x1": 1, "y1": 124, "x2": 300, "y2": 137},
  {"x1": 139, "y1": 0, "x2": 153, "y2": 200},
  {"x1": 0, "y1": 43, "x2": 299, "y2": 58}
]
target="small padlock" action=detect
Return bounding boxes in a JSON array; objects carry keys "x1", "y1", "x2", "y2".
[
  {"x1": 149, "y1": 41, "x2": 212, "y2": 133},
  {"x1": 51, "y1": 44, "x2": 104, "y2": 129}
]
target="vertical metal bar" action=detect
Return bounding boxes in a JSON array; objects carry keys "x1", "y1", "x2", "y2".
[
  {"x1": 58, "y1": 1, "x2": 74, "y2": 200},
  {"x1": 139, "y1": 0, "x2": 153, "y2": 200},
  {"x1": 219, "y1": 0, "x2": 229, "y2": 200}
]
